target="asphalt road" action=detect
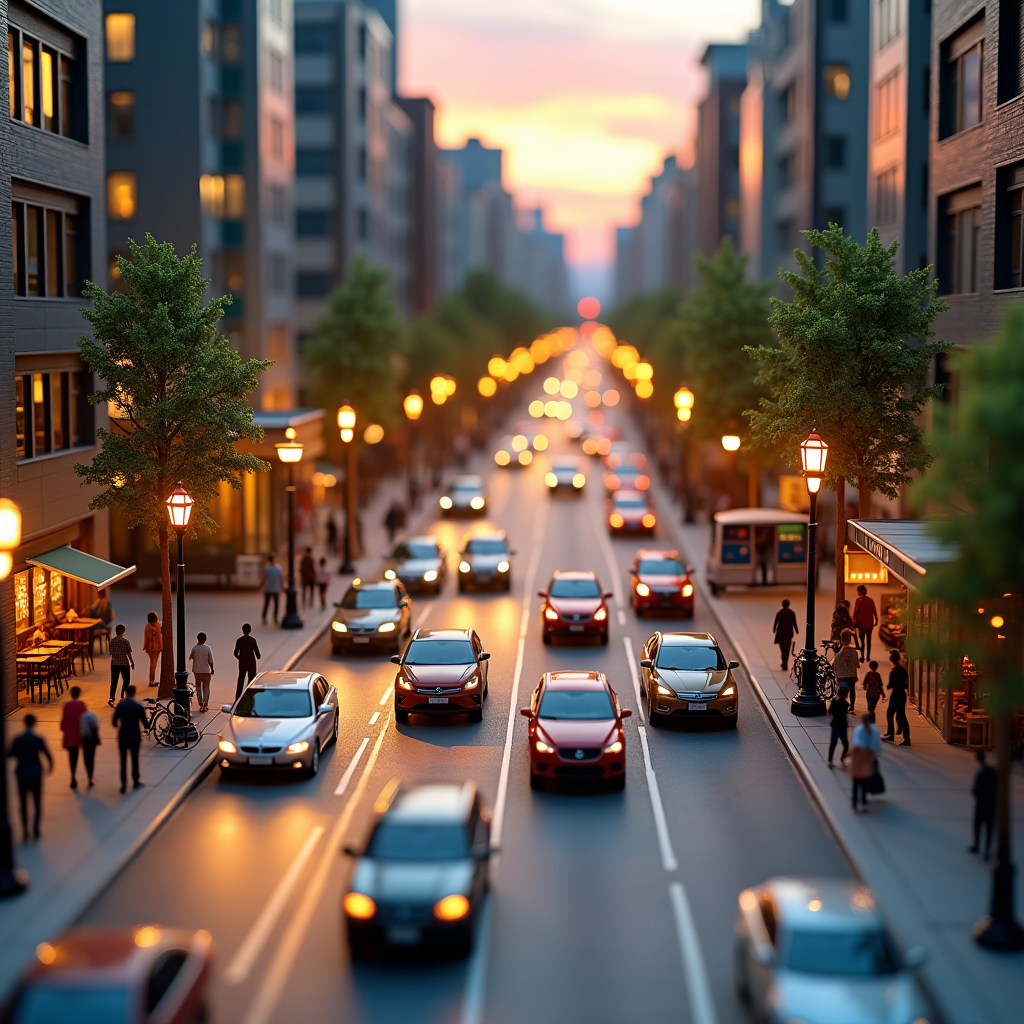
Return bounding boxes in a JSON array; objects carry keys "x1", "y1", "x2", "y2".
[{"x1": 81, "y1": 414, "x2": 850, "y2": 1024}]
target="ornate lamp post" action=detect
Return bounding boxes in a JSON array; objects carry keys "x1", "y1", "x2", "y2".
[
  {"x1": 673, "y1": 384, "x2": 695, "y2": 521},
  {"x1": 0, "y1": 499, "x2": 26, "y2": 897},
  {"x1": 792, "y1": 429, "x2": 828, "y2": 717},
  {"x1": 403, "y1": 390, "x2": 424, "y2": 504},
  {"x1": 276, "y1": 433, "x2": 304, "y2": 630},
  {"x1": 337, "y1": 404, "x2": 358, "y2": 573},
  {"x1": 165, "y1": 484, "x2": 198, "y2": 736}
]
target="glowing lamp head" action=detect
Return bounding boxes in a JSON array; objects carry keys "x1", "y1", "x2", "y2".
[
  {"x1": 403, "y1": 391, "x2": 423, "y2": 420},
  {"x1": 0, "y1": 498, "x2": 23, "y2": 552},
  {"x1": 800, "y1": 429, "x2": 829, "y2": 493},
  {"x1": 276, "y1": 442, "x2": 304, "y2": 464},
  {"x1": 340, "y1": 428, "x2": 354, "y2": 443},
  {"x1": 721, "y1": 434, "x2": 741, "y2": 452},
  {"x1": 165, "y1": 484, "x2": 194, "y2": 532},
  {"x1": 337, "y1": 404, "x2": 356, "y2": 431},
  {"x1": 673, "y1": 384, "x2": 694, "y2": 411}
]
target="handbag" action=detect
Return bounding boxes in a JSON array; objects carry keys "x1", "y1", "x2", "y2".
[{"x1": 868, "y1": 760, "x2": 886, "y2": 795}]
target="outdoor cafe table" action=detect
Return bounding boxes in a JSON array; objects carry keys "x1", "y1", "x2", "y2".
[
  {"x1": 17, "y1": 653, "x2": 57, "y2": 703},
  {"x1": 54, "y1": 618, "x2": 102, "y2": 668}
]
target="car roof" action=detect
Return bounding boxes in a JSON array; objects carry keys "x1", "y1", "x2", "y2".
[
  {"x1": 544, "y1": 670, "x2": 607, "y2": 691},
  {"x1": 412, "y1": 628, "x2": 474, "y2": 641},
  {"x1": 764, "y1": 878, "x2": 882, "y2": 930},
  {"x1": 658, "y1": 631, "x2": 719, "y2": 647},
  {"x1": 453, "y1": 475, "x2": 483, "y2": 486},
  {"x1": 550, "y1": 569, "x2": 597, "y2": 580},
  {"x1": 384, "y1": 781, "x2": 477, "y2": 823},
  {"x1": 251, "y1": 671, "x2": 318, "y2": 688},
  {"x1": 635, "y1": 548, "x2": 681, "y2": 561},
  {"x1": 613, "y1": 490, "x2": 647, "y2": 501},
  {"x1": 464, "y1": 529, "x2": 506, "y2": 541},
  {"x1": 349, "y1": 580, "x2": 398, "y2": 591},
  {"x1": 396, "y1": 535, "x2": 439, "y2": 547}
]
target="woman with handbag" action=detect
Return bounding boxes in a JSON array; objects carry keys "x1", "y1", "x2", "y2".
[{"x1": 850, "y1": 712, "x2": 882, "y2": 812}]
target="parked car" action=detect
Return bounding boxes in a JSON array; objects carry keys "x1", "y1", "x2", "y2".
[{"x1": 331, "y1": 579, "x2": 411, "y2": 653}]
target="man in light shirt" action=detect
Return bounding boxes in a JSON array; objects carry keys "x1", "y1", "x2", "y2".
[{"x1": 189, "y1": 631, "x2": 215, "y2": 713}]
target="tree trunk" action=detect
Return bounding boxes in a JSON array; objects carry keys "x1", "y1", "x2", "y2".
[
  {"x1": 747, "y1": 449, "x2": 759, "y2": 508},
  {"x1": 834, "y1": 476, "x2": 846, "y2": 613},
  {"x1": 858, "y1": 478, "x2": 871, "y2": 518},
  {"x1": 158, "y1": 526, "x2": 175, "y2": 698}
]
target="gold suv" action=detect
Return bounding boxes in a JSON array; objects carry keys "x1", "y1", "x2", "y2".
[{"x1": 639, "y1": 631, "x2": 738, "y2": 728}]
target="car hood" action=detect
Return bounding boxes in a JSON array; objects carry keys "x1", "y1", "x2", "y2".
[
  {"x1": 653, "y1": 668, "x2": 729, "y2": 693},
  {"x1": 547, "y1": 597, "x2": 602, "y2": 615},
  {"x1": 614, "y1": 507, "x2": 648, "y2": 520},
  {"x1": 390, "y1": 558, "x2": 442, "y2": 574},
  {"x1": 336, "y1": 607, "x2": 400, "y2": 625},
  {"x1": 554, "y1": 469, "x2": 577, "y2": 482},
  {"x1": 537, "y1": 718, "x2": 618, "y2": 747},
  {"x1": 450, "y1": 492, "x2": 482, "y2": 506},
  {"x1": 464, "y1": 554, "x2": 506, "y2": 570},
  {"x1": 773, "y1": 970, "x2": 925, "y2": 1024},
  {"x1": 401, "y1": 663, "x2": 478, "y2": 686},
  {"x1": 224, "y1": 716, "x2": 312, "y2": 746},
  {"x1": 638, "y1": 573, "x2": 685, "y2": 588},
  {"x1": 352, "y1": 858, "x2": 475, "y2": 902}
]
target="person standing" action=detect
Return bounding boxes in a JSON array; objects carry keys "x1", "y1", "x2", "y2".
[
  {"x1": 59, "y1": 686, "x2": 87, "y2": 789},
  {"x1": 315, "y1": 557, "x2": 331, "y2": 611},
  {"x1": 827, "y1": 685, "x2": 851, "y2": 768},
  {"x1": 87, "y1": 588, "x2": 115, "y2": 627},
  {"x1": 107, "y1": 624, "x2": 135, "y2": 707},
  {"x1": 189, "y1": 632, "x2": 215, "y2": 713},
  {"x1": 326, "y1": 516, "x2": 338, "y2": 554},
  {"x1": 772, "y1": 599, "x2": 798, "y2": 671},
  {"x1": 384, "y1": 502, "x2": 403, "y2": 544},
  {"x1": 7, "y1": 714, "x2": 52, "y2": 840},
  {"x1": 969, "y1": 750, "x2": 997, "y2": 858},
  {"x1": 830, "y1": 600, "x2": 855, "y2": 640},
  {"x1": 143, "y1": 611, "x2": 162, "y2": 686},
  {"x1": 112, "y1": 685, "x2": 149, "y2": 793},
  {"x1": 832, "y1": 629, "x2": 861, "y2": 713},
  {"x1": 853, "y1": 585, "x2": 879, "y2": 664},
  {"x1": 883, "y1": 648, "x2": 911, "y2": 745},
  {"x1": 863, "y1": 661, "x2": 884, "y2": 714},
  {"x1": 261, "y1": 554, "x2": 283, "y2": 625},
  {"x1": 299, "y1": 547, "x2": 316, "y2": 608},
  {"x1": 79, "y1": 706, "x2": 101, "y2": 788},
  {"x1": 850, "y1": 712, "x2": 882, "y2": 812},
  {"x1": 233, "y1": 624, "x2": 261, "y2": 702}
]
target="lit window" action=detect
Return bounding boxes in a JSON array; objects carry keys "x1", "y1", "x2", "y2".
[
  {"x1": 108, "y1": 91, "x2": 135, "y2": 138},
  {"x1": 200, "y1": 174, "x2": 225, "y2": 217},
  {"x1": 224, "y1": 251, "x2": 244, "y2": 292},
  {"x1": 221, "y1": 24, "x2": 242, "y2": 64},
  {"x1": 823, "y1": 64, "x2": 851, "y2": 100},
  {"x1": 22, "y1": 37, "x2": 35, "y2": 125},
  {"x1": 105, "y1": 13, "x2": 136, "y2": 63},
  {"x1": 225, "y1": 174, "x2": 245, "y2": 218},
  {"x1": 108, "y1": 172, "x2": 137, "y2": 219}
]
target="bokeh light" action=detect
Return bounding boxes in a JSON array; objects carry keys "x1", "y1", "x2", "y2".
[{"x1": 577, "y1": 296, "x2": 601, "y2": 319}]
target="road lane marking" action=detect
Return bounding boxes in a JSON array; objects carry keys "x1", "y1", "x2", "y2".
[
  {"x1": 243, "y1": 716, "x2": 390, "y2": 1024},
  {"x1": 459, "y1": 894, "x2": 492, "y2": 1024},
  {"x1": 415, "y1": 605, "x2": 432, "y2": 630},
  {"x1": 224, "y1": 825, "x2": 326, "y2": 985},
  {"x1": 637, "y1": 725, "x2": 678, "y2": 872},
  {"x1": 617, "y1": 608, "x2": 626, "y2": 625},
  {"x1": 368, "y1": 711, "x2": 380, "y2": 726},
  {"x1": 669, "y1": 882, "x2": 720, "y2": 1024},
  {"x1": 622, "y1": 636, "x2": 645, "y2": 724},
  {"x1": 334, "y1": 737, "x2": 370, "y2": 796},
  {"x1": 591, "y1": 492, "x2": 627, "y2": 614},
  {"x1": 379, "y1": 684, "x2": 394, "y2": 705}
]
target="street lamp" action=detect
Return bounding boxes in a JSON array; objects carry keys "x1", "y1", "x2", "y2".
[
  {"x1": 337, "y1": 404, "x2": 358, "y2": 573},
  {"x1": 673, "y1": 383, "x2": 694, "y2": 423},
  {"x1": 792, "y1": 429, "x2": 828, "y2": 717},
  {"x1": 0, "y1": 499, "x2": 26, "y2": 897},
  {"x1": 276, "y1": 437, "x2": 304, "y2": 630},
  {"x1": 721, "y1": 434, "x2": 742, "y2": 452},
  {"x1": 673, "y1": 384, "x2": 695, "y2": 521},
  {"x1": 165, "y1": 484, "x2": 198, "y2": 736},
  {"x1": 403, "y1": 391, "x2": 423, "y2": 421}
]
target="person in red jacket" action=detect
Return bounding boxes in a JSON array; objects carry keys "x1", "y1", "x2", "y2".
[
  {"x1": 59, "y1": 686, "x2": 87, "y2": 790},
  {"x1": 853, "y1": 585, "x2": 879, "y2": 664}
]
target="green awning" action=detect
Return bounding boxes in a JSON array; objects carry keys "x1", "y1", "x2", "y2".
[{"x1": 26, "y1": 546, "x2": 136, "y2": 589}]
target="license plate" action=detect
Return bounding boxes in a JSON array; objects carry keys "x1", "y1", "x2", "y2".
[
  {"x1": 661, "y1": 601, "x2": 674, "y2": 607},
  {"x1": 353, "y1": 637, "x2": 370, "y2": 644},
  {"x1": 428, "y1": 697, "x2": 449, "y2": 704},
  {"x1": 248, "y1": 756, "x2": 273, "y2": 766},
  {"x1": 687, "y1": 702, "x2": 707, "y2": 711},
  {"x1": 477, "y1": 575, "x2": 492, "y2": 583},
  {"x1": 387, "y1": 926, "x2": 421, "y2": 945},
  {"x1": 569, "y1": 625, "x2": 585, "y2": 632}
]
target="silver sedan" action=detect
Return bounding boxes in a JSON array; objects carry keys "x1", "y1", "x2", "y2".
[
  {"x1": 383, "y1": 536, "x2": 448, "y2": 594},
  {"x1": 457, "y1": 531, "x2": 513, "y2": 592}
]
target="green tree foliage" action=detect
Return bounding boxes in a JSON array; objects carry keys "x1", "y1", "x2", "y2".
[
  {"x1": 76, "y1": 234, "x2": 271, "y2": 695},
  {"x1": 605, "y1": 286, "x2": 686, "y2": 385}
]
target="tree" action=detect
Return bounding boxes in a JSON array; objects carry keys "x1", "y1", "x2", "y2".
[
  {"x1": 76, "y1": 235, "x2": 271, "y2": 697},
  {"x1": 746, "y1": 224, "x2": 949, "y2": 605}
]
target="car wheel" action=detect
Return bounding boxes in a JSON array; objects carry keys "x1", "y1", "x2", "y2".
[
  {"x1": 542, "y1": 632, "x2": 551, "y2": 645},
  {"x1": 458, "y1": 582, "x2": 465, "y2": 593},
  {"x1": 395, "y1": 708, "x2": 409, "y2": 724},
  {"x1": 468, "y1": 708, "x2": 483, "y2": 724},
  {"x1": 529, "y1": 772, "x2": 544, "y2": 791},
  {"x1": 483, "y1": 680, "x2": 489, "y2": 699},
  {"x1": 723, "y1": 715, "x2": 739, "y2": 730},
  {"x1": 600, "y1": 631, "x2": 609, "y2": 646},
  {"x1": 332, "y1": 711, "x2": 340, "y2": 745},
  {"x1": 609, "y1": 773, "x2": 625, "y2": 792},
  {"x1": 308, "y1": 744, "x2": 320, "y2": 777},
  {"x1": 648, "y1": 708, "x2": 665, "y2": 728},
  {"x1": 710, "y1": 582, "x2": 721, "y2": 597},
  {"x1": 735, "y1": 942, "x2": 751, "y2": 1004}
]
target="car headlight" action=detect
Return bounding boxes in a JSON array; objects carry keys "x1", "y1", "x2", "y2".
[
  {"x1": 344, "y1": 892, "x2": 377, "y2": 920},
  {"x1": 682, "y1": 583, "x2": 694, "y2": 597},
  {"x1": 495, "y1": 450, "x2": 511, "y2": 466},
  {"x1": 545, "y1": 472, "x2": 558, "y2": 488},
  {"x1": 378, "y1": 621, "x2": 396, "y2": 633},
  {"x1": 459, "y1": 560, "x2": 471, "y2": 573},
  {"x1": 609, "y1": 513, "x2": 624, "y2": 528},
  {"x1": 656, "y1": 683, "x2": 675, "y2": 697},
  {"x1": 465, "y1": 677, "x2": 479, "y2": 690},
  {"x1": 286, "y1": 740, "x2": 310, "y2": 754},
  {"x1": 398, "y1": 678, "x2": 413, "y2": 690},
  {"x1": 720, "y1": 685, "x2": 736, "y2": 697},
  {"x1": 544, "y1": 606, "x2": 559, "y2": 621},
  {"x1": 533, "y1": 434, "x2": 548, "y2": 451},
  {"x1": 572, "y1": 473, "x2": 585, "y2": 488},
  {"x1": 439, "y1": 496, "x2": 453, "y2": 509},
  {"x1": 497, "y1": 560, "x2": 510, "y2": 573},
  {"x1": 384, "y1": 569, "x2": 397, "y2": 580},
  {"x1": 535, "y1": 739, "x2": 556, "y2": 754},
  {"x1": 332, "y1": 621, "x2": 348, "y2": 632},
  {"x1": 433, "y1": 894, "x2": 470, "y2": 921},
  {"x1": 218, "y1": 738, "x2": 237, "y2": 753},
  {"x1": 470, "y1": 496, "x2": 485, "y2": 509},
  {"x1": 642, "y1": 513, "x2": 656, "y2": 528},
  {"x1": 604, "y1": 739, "x2": 623, "y2": 754},
  {"x1": 518, "y1": 450, "x2": 533, "y2": 466},
  {"x1": 635, "y1": 583, "x2": 650, "y2": 597},
  {"x1": 594, "y1": 607, "x2": 607, "y2": 621},
  {"x1": 423, "y1": 569, "x2": 438, "y2": 582}
]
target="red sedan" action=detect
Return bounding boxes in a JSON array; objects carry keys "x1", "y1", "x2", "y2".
[
  {"x1": 629, "y1": 549, "x2": 695, "y2": 617},
  {"x1": 607, "y1": 491, "x2": 656, "y2": 535},
  {"x1": 538, "y1": 570, "x2": 611, "y2": 645},
  {"x1": 521, "y1": 670, "x2": 631, "y2": 790}
]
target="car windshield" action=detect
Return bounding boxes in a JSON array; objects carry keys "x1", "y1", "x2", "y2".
[
  {"x1": 453, "y1": 482, "x2": 481, "y2": 493},
  {"x1": 233, "y1": 687, "x2": 312, "y2": 718},
  {"x1": 466, "y1": 539, "x2": 506, "y2": 555},
  {"x1": 784, "y1": 929, "x2": 900, "y2": 976},
  {"x1": 341, "y1": 588, "x2": 397, "y2": 609},
  {"x1": 553, "y1": 463, "x2": 577, "y2": 473},
  {"x1": 614, "y1": 498, "x2": 647, "y2": 509},
  {"x1": 549, "y1": 578, "x2": 601, "y2": 599},
  {"x1": 12, "y1": 987, "x2": 130, "y2": 1024},
  {"x1": 368, "y1": 823, "x2": 470, "y2": 860},
  {"x1": 638, "y1": 559, "x2": 685, "y2": 575},
  {"x1": 656, "y1": 645, "x2": 727, "y2": 671},
  {"x1": 393, "y1": 542, "x2": 437, "y2": 560},
  {"x1": 538, "y1": 689, "x2": 615, "y2": 720},
  {"x1": 405, "y1": 640, "x2": 476, "y2": 665}
]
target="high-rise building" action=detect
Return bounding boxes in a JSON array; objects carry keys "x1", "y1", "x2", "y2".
[{"x1": 396, "y1": 96, "x2": 438, "y2": 314}]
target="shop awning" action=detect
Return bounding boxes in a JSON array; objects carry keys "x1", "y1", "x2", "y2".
[
  {"x1": 846, "y1": 520, "x2": 956, "y2": 590},
  {"x1": 26, "y1": 547, "x2": 137, "y2": 589}
]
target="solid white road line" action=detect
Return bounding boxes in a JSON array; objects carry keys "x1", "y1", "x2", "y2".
[
  {"x1": 223, "y1": 825, "x2": 326, "y2": 985},
  {"x1": 243, "y1": 716, "x2": 390, "y2": 1024},
  {"x1": 622, "y1": 636, "x2": 645, "y2": 724},
  {"x1": 334, "y1": 737, "x2": 370, "y2": 796},
  {"x1": 591, "y1": 491, "x2": 629, "y2": 624},
  {"x1": 669, "y1": 882, "x2": 720, "y2": 1024},
  {"x1": 368, "y1": 710, "x2": 380, "y2": 726},
  {"x1": 458, "y1": 894, "x2": 493, "y2": 1024},
  {"x1": 637, "y1": 725, "x2": 678, "y2": 873},
  {"x1": 379, "y1": 684, "x2": 394, "y2": 705}
]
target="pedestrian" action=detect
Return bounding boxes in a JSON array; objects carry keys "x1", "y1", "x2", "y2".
[
  {"x1": 87, "y1": 588, "x2": 115, "y2": 627},
  {"x1": 850, "y1": 712, "x2": 882, "y2": 812},
  {"x1": 772, "y1": 598, "x2": 798, "y2": 671},
  {"x1": 315, "y1": 557, "x2": 331, "y2": 611},
  {"x1": 384, "y1": 501, "x2": 404, "y2": 543},
  {"x1": 107, "y1": 623, "x2": 134, "y2": 707},
  {"x1": 853, "y1": 585, "x2": 879, "y2": 664},
  {"x1": 143, "y1": 611, "x2": 162, "y2": 686},
  {"x1": 827, "y1": 684, "x2": 851, "y2": 768},
  {"x1": 300, "y1": 547, "x2": 316, "y2": 608},
  {"x1": 189, "y1": 631, "x2": 215, "y2": 713},
  {"x1": 407, "y1": 475, "x2": 419, "y2": 511},
  {"x1": 261, "y1": 554, "x2": 283, "y2": 625},
  {"x1": 830, "y1": 600, "x2": 855, "y2": 640},
  {"x1": 832, "y1": 629, "x2": 860, "y2": 713},
  {"x1": 969, "y1": 750, "x2": 997, "y2": 858},
  {"x1": 80, "y1": 705, "x2": 101, "y2": 788},
  {"x1": 883, "y1": 648, "x2": 911, "y2": 745},
  {"x1": 112, "y1": 684, "x2": 149, "y2": 793},
  {"x1": 59, "y1": 686, "x2": 87, "y2": 789},
  {"x1": 863, "y1": 661, "x2": 884, "y2": 714},
  {"x1": 233, "y1": 623, "x2": 261, "y2": 702},
  {"x1": 326, "y1": 516, "x2": 338, "y2": 554},
  {"x1": 7, "y1": 714, "x2": 52, "y2": 840}
]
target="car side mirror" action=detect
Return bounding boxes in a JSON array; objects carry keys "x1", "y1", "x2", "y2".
[
  {"x1": 400, "y1": 599, "x2": 409, "y2": 607},
  {"x1": 519, "y1": 707, "x2": 533, "y2": 717},
  {"x1": 604, "y1": 592, "x2": 614, "y2": 600},
  {"x1": 537, "y1": 590, "x2": 547, "y2": 598},
  {"x1": 220, "y1": 704, "x2": 233, "y2": 714},
  {"x1": 390, "y1": 655, "x2": 402, "y2": 665},
  {"x1": 509, "y1": 550, "x2": 517, "y2": 556},
  {"x1": 904, "y1": 946, "x2": 927, "y2": 968},
  {"x1": 317, "y1": 704, "x2": 333, "y2": 716},
  {"x1": 620, "y1": 708, "x2": 632, "y2": 718},
  {"x1": 479, "y1": 652, "x2": 491, "y2": 660},
  {"x1": 686, "y1": 566, "x2": 696, "y2": 574},
  {"x1": 342, "y1": 844, "x2": 360, "y2": 857},
  {"x1": 640, "y1": 659, "x2": 653, "y2": 669},
  {"x1": 333, "y1": 601, "x2": 342, "y2": 608},
  {"x1": 728, "y1": 660, "x2": 740, "y2": 670}
]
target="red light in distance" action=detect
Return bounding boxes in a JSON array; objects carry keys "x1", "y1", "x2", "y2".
[{"x1": 577, "y1": 296, "x2": 601, "y2": 319}]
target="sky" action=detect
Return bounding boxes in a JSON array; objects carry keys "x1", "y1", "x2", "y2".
[{"x1": 399, "y1": 0, "x2": 760, "y2": 290}]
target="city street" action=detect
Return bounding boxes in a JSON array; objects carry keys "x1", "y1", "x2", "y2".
[{"x1": 80, "y1": 420, "x2": 849, "y2": 1024}]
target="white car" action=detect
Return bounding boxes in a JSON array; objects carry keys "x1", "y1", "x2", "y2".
[
  {"x1": 544, "y1": 458, "x2": 585, "y2": 494},
  {"x1": 440, "y1": 475, "x2": 487, "y2": 516},
  {"x1": 735, "y1": 877, "x2": 931, "y2": 1024},
  {"x1": 458, "y1": 530, "x2": 513, "y2": 591}
]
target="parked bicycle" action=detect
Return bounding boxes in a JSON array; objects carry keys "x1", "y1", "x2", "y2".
[
  {"x1": 143, "y1": 692, "x2": 202, "y2": 749},
  {"x1": 789, "y1": 638, "x2": 839, "y2": 701}
]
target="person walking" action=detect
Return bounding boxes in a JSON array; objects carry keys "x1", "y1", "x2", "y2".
[
  {"x1": 326, "y1": 516, "x2": 338, "y2": 554},
  {"x1": 189, "y1": 632, "x2": 215, "y2": 713},
  {"x1": 832, "y1": 629, "x2": 861, "y2": 713},
  {"x1": 772, "y1": 599, "x2": 798, "y2": 671},
  {"x1": 143, "y1": 611, "x2": 162, "y2": 686},
  {"x1": 299, "y1": 547, "x2": 316, "y2": 608},
  {"x1": 384, "y1": 501, "x2": 404, "y2": 544},
  {"x1": 827, "y1": 685, "x2": 851, "y2": 768},
  {"x1": 850, "y1": 712, "x2": 882, "y2": 812},
  {"x1": 969, "y1": 750, "x2": 997, "y2": 858},
  {"x1": 315, "y1": 557, "x2": 331, "y2": 611},
  {"x1": 112, "y1": 685, "x2": 149, "y2": 793},
  {"x1": 830, "y1": 600, "x2": 855, "y2": 640},
  {"x1": 261, "y1": 554, "x2": 283, "y2": 625},
  {"x1": 233, "y1": 624, "x2": 261, "y2": 702},
  {"x1": 79, "y1": 706, "x2": 100, "y2": 788},
  {"x1": 107, "y1": 623, "x2": 135, "y2": 707},
  {"x1": 59, "y1": 686, "x2": 87, "y2": 789},
  {"x1": 7, "y1": 714, "x2": 52, "y2": 840},
  {"x1": 863, "y1": 661, "x2": 884, "y2": 714},
  {"x1": 853, "y1": 585, "x2": 879, "y2": 664},
  {"x1": 883, "y1": 648, "x2": 911, "y2": 745}
]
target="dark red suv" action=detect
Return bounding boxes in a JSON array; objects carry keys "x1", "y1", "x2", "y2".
[
  {"x1": 538, "y1": 571, "x2": 611, "y2": 645},
  {"x1": 629, "y1": 548, "x2": 695, "y2": 617}
]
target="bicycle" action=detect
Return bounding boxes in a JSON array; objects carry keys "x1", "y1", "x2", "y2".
[
  {"x1": 789, "y1": 638, "x2": 840, "y2": 702},
  {"x1": 144, "y1": 693, "x2": 203, "y2": 749}
]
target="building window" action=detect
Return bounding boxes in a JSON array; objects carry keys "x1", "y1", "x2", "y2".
[
  {"x1": 108, "y1": 90, "x2": 135, "y2": 138},
  {"x1": 108, "y1": 172, "x2": 137, "y2": 219},
  {"x1": 15, "y1": 368, "x2": 93, "y2": 459},
  {"x1": 998, "y1": 163, "x2": 1024, "y2": 288},
  {"x1": 824, "y1": 135, "x2": 845, "y2": 168},
  {"x1": 296, "y1": 210, "x2": 331, "y2": 236},
  {"x1": 221, "y1": 24, "x2": 242, "y2": 64},
  {"x1": 295, "y1": 25, "x2": 331, "y2": 52},
  {"x1": 269, "y1": 185, "x2": 286, "y2": 223},
  {"x1": 269, "y1": 254, "x2": 287, "y2": 293},
  {"x1": 358, "y1": 23, "x2": 367, "y2": 60},
  {"x1": 296, "y1": 149, "x2": 332, "y2": 175},
  {"x1": 9, "y1": 26, "x2": 78, "y2": 138},
  {"x1": 199, "y1": 174, "x2": 245, "y2": 218},
  {"x1": 875, "y1": 71, "x2": 900, "y2": 138},
  {"x1": 268, "y1": 48, "x2": 285, "y2": 93},
  {"x1": 829, "y1": 0, "x2": 846, "y2": 22},
  {"x1": 823, "y1": 64, "x2": 851, "y2": 101},
  {"x1": 941, "y1": 185, "x2": 982, "y2": 294},
  {"x1": 270, "y1": 116, "x2": 284, "y2": 158},
  {"x1": 297, "y1": 273, "x2": 330, "y2": 297},
  {"x1": 777, "y1": 219, "x2": 795, "y2": 252},
  {"x1": 943, "y1": 18, "x2": 984, "y2": 136},
  {"x1": 296, "y1": 87, "x2": 330, "y2": 114},
  {"x1": 358, "y1": 146, "x2": 367, "y2": 181},
  {"x1": 358, "y1": 86, "x2": 367, "y2": 121},
  {"x1": 224, "y1": 251, "x2": 244, "y2": 292},
  {"x1": 823, "y1": 207, "x2": 845, "y2": 231},
  {"x1": 358, "y1": 207, "x2": 368, "y2": 240},
  {"x1": 999, "y1": 0, "x2": 1024, "y2": 103},
  {"x1": 223, "y1": 99, "x2": 243, "y2": 140},
  {"x1": 12, "y1": 192, "x2": 84, "y2": 298},
  {"x1": 105, "y1": 13, "x2": 135, "y2": 62},
  {"x1": 877, "y1": 0, "x2": 900, "y2": 48},
  {"x1": 876, "y1": 167, "x2": 899, "y2": 225}
]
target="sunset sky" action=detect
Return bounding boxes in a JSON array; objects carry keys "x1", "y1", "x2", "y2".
[{"x1": 399, "y1": 0, "x2": 760, "y2": 289}]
